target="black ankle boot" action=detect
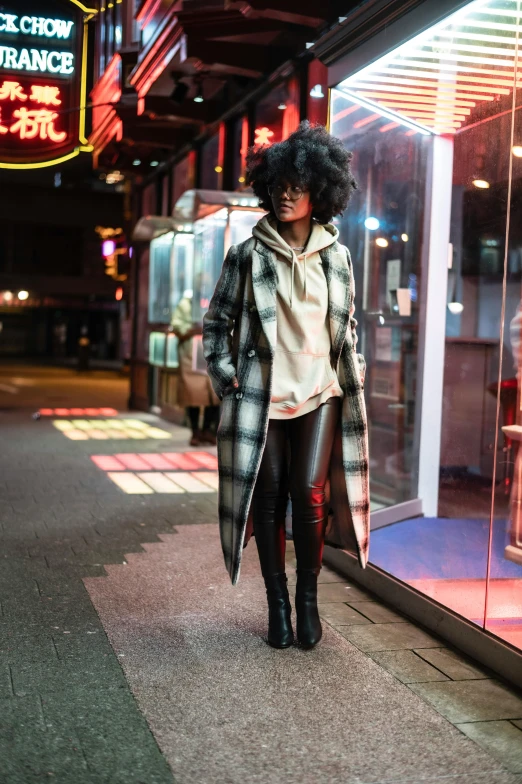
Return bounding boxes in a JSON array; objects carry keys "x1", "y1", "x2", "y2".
[
  {"x1": 265, "y1": 573, "x2": 293, "y2": 648},
  {"x1": 295, "y1": 569, "x2": 322, "y2": 649}
]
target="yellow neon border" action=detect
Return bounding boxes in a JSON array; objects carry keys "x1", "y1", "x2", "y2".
[{"x1": 0, "y1": 0, "x2": 97, "y2": 169}]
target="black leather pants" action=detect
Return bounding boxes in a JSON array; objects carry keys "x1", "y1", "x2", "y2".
[{"x1": 252, "y1": 397, "x2": 341, "y2": 577}]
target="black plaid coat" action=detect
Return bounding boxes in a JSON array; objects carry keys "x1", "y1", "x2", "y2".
[{"x1": 203, "y1": 235, "x2": 369, "y2": 585}]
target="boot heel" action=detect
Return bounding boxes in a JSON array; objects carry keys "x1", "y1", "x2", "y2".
[
  {"x1": 295, "y1": 569, "x2": 322, "y2": 649},
  {"x1": 266, "y1": 573, "x2": 293, "y2": 648}
]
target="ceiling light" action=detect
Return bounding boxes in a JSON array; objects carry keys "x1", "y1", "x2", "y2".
[
  {"x1": 448, "y1": 302, "x2": 464, "y2": 314},
  {"x1": 214, "y1": 166, "x2": 223, "y2": 173},
  {"x1": 364, "y1": 216, "x2": 380, "y2": 230},
  {"x1": 17, "y1": 290, "x2": 29, "y2": 301},
  {"x1": 278, "y1": 102, "x2": 287, "y2": 110},
  {"x1": 194, "y1": 84, "x2": 204, "y2": 103},
  {"x1": 512, "y1": 146, "x2": 522, "y2": 157},
  {"x1": 376, "y1": 237, "x2": 389, "y2": 247},
  {"x1": 472, "y1": 179, "x2": 490, "y2": 189},
  {"x1": 150, "y1": 160, "x2": 159, "y2": 167},
  {"x1": 132, "y1": 159, "x2": 141, "y2": 166},
  {"x1": 401, "y1": 233, "x2": 409, "y2": 242},
  {"x1": 310, "y1": 84, "x2": 324, "y2": 98}
]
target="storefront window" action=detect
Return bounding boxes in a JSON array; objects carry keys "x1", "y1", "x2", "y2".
[
  {"x1": 170, "y1": 232, "x2": 195, "y2": 313},
  {"x1": 254, "y1": 78, "x2": 300, "y2": 147},
  {"x1": 331, "y1": 0, "x2": 522, "y2": 653},
  {"x1": 149, "y1": 232, "x2": 173, "y2": 324}
]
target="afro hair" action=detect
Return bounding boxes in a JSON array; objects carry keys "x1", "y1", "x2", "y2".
[{"x1": 245, "y1": 121, "x2": 357, "y2": 224}]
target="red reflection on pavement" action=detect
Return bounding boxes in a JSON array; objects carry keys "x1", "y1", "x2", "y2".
[
  {"x1": 40, "y1": 407, "x2": 119, "y2": 416},
  {"x1": 113, "y1": 453, "x2": 151, "y2": 471},
  {"x1": 161, "y1": 453, "x2": 202, "y2": 470},
  {"x1": 137, "y1": 454, "x2": 175, "y2": 470},
  {"x1": 91, "y1": 455, "x2": 126, "y2": 471}
]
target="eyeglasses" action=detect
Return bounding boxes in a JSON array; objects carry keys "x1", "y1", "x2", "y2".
[{"x1": 268, "y1": 184, "x2": 305, "y2": 201}]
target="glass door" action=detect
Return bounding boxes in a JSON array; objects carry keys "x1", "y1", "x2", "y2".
[{"x1": 330, "y1": 90, "x2": 432, "y2": 519}]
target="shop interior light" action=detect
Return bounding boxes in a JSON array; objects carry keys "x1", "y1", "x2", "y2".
[
  {"x1": 364, "y1": 217, "x2": 380, "y2": 230},
  {"x1": 448, "y1": 302, "x2": 464, "y2": 314},
  {"x1": 102, "y1": 240, "x2": 116, "y2": 257},
  {"x1": 115, "y1": 287, "x2": 123, "y2": 301},
  {"x1": 17, "y1": 290, "x2": 29, "y2": 301},
  {"x1": 338, "y1": 0, "x2": 522, "y2": 135},
  {"x1": 376, "y1": 237, "x2": 389, "y2": 248},
  {"x1": 3, "y1": 291, "x2": 13, "y2": 302},
  {"x1": 338, "y1": 89, "x2": 432, "y2": 135},
  {"x1": 132, "y1": 159, "x2": 141, "y2": 166},
  {"x1": 310, "y1": 84, "x2": 325, "y2": 98},
  {"x1": 214, "y1": 166, "x2": 223, "y2": 173},
  {"x1": 472, "y1": 179, "x2": 490, "y2": 189},
  {"x1": 238, "y1": 176, "x2": 245, "y2": 183},
  {"x1": 512, "y1": 146, "x2": 522, "y2": 157},
  {"x1": 401, "y1": 233, "x2": 409, "y2": 242}
]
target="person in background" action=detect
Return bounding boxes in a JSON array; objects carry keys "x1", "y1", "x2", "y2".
[
  {"x1": 171, "y1": 289, "x2": 220, "y2": 446},
  {"x1": 203, "y1": 122, "x2": 369, "y2": 650}
]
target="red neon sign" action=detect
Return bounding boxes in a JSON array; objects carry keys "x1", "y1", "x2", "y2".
[
  {"x1": 0, "y1": 1, "x2": 85, "y2": 168},
  {"x1": 254, "y1": 126, "x2": 274, "y2": 147}
]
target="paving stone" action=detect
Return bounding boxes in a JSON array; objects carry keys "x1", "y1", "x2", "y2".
[
  {"x1": 456, "y1": 720, "x2": 522, "y2": 773},
  {"x1": 368, "y1": 650, "x2": 450, "y2": 684},
  {"x1": 408, "y1": 679, "x2": 522, "y2": 723},
  {"x1": 336, "y1": 621, "x2": 442, "y2": 652},
  {"x1": 514, "y1": 720, "x2": 522, "y2": 730},
  {"x1": 317, "y1": 581, "x2": 374, "y2": 602},
  {"x1": 414, "y1": 646, "x2": 492, "y2": 680},
  {"x1": 318, "y1": 602, "x2": 373, "y2": 626},
  {"x1": 348, "y1": 601, "x2": 409, "y2": 624}
]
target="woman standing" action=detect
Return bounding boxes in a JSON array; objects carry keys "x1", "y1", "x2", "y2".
[
  {"x1": 203, "y1": 122, "x2": 369, "y2": 650},
  {"x1": 171, "y1": 291, "x2": 220, "y2": 446}
]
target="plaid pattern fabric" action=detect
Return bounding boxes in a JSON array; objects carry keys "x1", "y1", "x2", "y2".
[{"x1": 203, "y1": 236, "x2": 369, "y2": 585}]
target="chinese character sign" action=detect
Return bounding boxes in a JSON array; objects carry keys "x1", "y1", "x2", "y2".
[{"x1": 0, "y1": 1, "x2": 85, "y2": 167}]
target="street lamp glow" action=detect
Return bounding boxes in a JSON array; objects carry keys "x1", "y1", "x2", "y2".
[
  {"x1": 401, "y1": 233, "x2": 409, "y2": 242},
  {"x1": 364, "y1": 216, "x2": 380, "y2": 230},
  {"x1": 375, "y1": 237, "x2": 388, "y2": 248},
  {"x1": 17, "y1": 290, "x2": 29, "y2": 300}
]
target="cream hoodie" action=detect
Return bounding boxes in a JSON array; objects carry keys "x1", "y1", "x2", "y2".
[{"x1": 252, "y1": 215, "x2": 344, "y2": 419}]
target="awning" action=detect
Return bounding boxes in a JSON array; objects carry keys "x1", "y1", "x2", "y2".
[
  {"x1": 132, "y1": 216, "x2": 175, "y2": 242},
  {"x1": 172, "y1": 189, "x2": 260, "y2": 224}
]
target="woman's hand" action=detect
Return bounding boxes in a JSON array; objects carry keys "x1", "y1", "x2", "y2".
[{"x1": 223, "y1": 376, "x2": 239, "y2": 395}]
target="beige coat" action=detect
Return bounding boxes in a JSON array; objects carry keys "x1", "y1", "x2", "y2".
[{"x1": 171, "y1": 296, "x2": 220, "y2": 408}]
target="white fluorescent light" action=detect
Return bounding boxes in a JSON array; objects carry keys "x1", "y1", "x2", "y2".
[{"x1": 339, "y1": 89, "x2": 432, "y2": 135}]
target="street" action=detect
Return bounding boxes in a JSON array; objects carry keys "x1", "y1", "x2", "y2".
[{"x1": 0, "y1": 364, "x2": 521, "y2": 783}]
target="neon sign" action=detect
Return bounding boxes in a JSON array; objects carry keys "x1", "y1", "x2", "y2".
[
  {"x1": 0, "y1": 15, "x2": 74, "y2": 39},
  {"x1": 254, "y1": 126, "x2": 274, "y2": 146},
  {"x1": 0, "y1": 1, "x2": 96, "y2": 169}
]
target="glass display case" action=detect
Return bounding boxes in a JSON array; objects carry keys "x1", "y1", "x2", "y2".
[
  {"x1": 171, "y1": 189, "x2": 262, "y2": 327},
  {"x1": 149, "y1": 331, "x2": 166, "y2": 366},
  {"x1": 148, "y1": 232, "x2": 174, "y2": 324}
]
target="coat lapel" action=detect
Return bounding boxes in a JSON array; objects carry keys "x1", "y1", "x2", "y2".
[
  {"x1": 320, "y1": 244, "x2": 351, "y2": 359},
  {"x1": 252, "y1": 239, "x2": 278, "y2": 354}
]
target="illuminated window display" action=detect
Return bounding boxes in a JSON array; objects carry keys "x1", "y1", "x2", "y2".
[{"x1": 330, "y1": 0, "x2": 522, "y2": 653}]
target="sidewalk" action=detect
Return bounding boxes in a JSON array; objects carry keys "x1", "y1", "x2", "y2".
[{"x1": 0, "y1": 366, "x2": 521, "y2": 783}]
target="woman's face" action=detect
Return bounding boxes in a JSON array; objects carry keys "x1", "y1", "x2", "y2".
[{"x1": 270, "y1": 181, "x2": 313, "y2": 223}]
